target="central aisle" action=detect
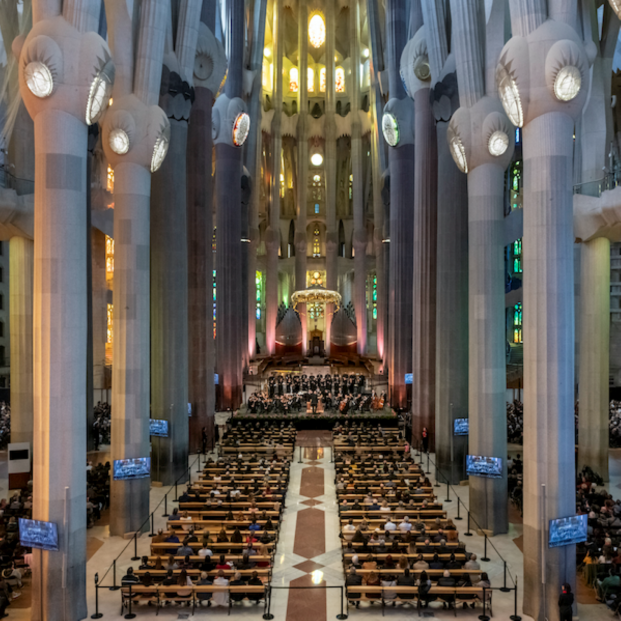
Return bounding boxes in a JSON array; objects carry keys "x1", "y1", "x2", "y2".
[{"x1": 270, "y1": 430, "x2": 344, "y2": 621}]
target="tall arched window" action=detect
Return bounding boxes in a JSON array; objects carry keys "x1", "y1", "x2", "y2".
[
  {"x1": 307, "y1": 67, "x2": 315, "y2": 92},
  {"x1": 289, "y1": 67, "x2": 299, "y2": 92},
  {"x1": 313, "y1": 226, "x2": 321, "y2": 257},
  {"x1": 309, "y1": 14, "x2": 325, "y2": 48},
  {"x1": 335, "y1": 67, "x2": 345, "y2": 92},
  {"x1": 320, "y1": 67, "x2": 326, "y2": 92}
]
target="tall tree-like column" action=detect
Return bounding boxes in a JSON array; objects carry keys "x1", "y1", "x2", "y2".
[
  {"x1": 245, "y1": 0, "x2": 267, "y2": 360},
  {"x1": 105, "y1": 0, "x2": 168, "y2": 532},
  {"x1": 17, "y1": 0, "x2": 111, "y2": 615},
  {"x1": 367, "y1": 0, "x2": 387, "y2": 361},
  {"x1": 449, "y1": 0, "x2": 513, "y2": 534},
  {"x1": 215, "y1": 0, "x2": 247, "y2": 407},
  {"x1": 265, "y1": 0, "x2": 283, "y2": 355},
  {"x1": 422, "y1": 0, "x2": 469, "y2": 481},
  {"x1": 385, "y1": 0, "x2": 414, "y2": 408},
  {"x1": 295, "y1": 0, "x2": 309, "y2": 353},
  {"x1": 187, "y1": 9, "x2": 226, "y2": 453},
  {"x1": 324, "y1": 0, "x2": 337, "y2": 353},
  {"x1": 501, "y1": 1, "x2": 587, "y2": 615},
  {"x1": 402, "y1": 24, "x2": 437, "y2": 448},
  {"x1": 151, "y1": 0, "x2": 201, "y2": 483},
  {"x1": 350, "y1": 0, "x2": 367, "y2": 354}
]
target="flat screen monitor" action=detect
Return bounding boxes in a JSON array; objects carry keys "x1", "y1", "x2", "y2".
[
  {"x1": 549, "y1": 514, "x2": 588, "y2": 548},
  {"x1": 149, "y1": 419, "x2": 169, "y2": 437},
  {"x1": 113, "y1": 457, "x2": 151, "y2": 481},
  {"x1": 19, "y1": 518, "x2": 59, "y2": 551},
  {"x1": 404, "y1": 373, "x2": 413, "y2": 385},
  {"x1": 466, "y1": 455, "x2": 503, "y2": 479},
  {"x1": 454, "y1": 418, "x2": 469, "y2": 436},
  {"x1": 214, "y1": 373, "x2": 219, "y2": 385},
  {"x1": 188, "y1": 403, "x2": 192, "y2": 416},
  {"x1": 9, "y1": 449, "x2": 29, "y2": 460}
]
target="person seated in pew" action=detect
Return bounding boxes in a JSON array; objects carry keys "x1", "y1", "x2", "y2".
[
  {"x1": 464, "y1": 553, "x2": 480, "y2": 583},
  {"x1": 382, "y1": 573, "x2": 398, "y2": 604},
  {"x1": 217, "y1": 528, "x2": 229, "y2": 543},
  {"x1": 198, "y1": 542, "x2": 213, "y2": 558},
  {"x1": 398, "y1": 555, "x2": 410, "y2": 570},
  {"x1": 418, "y1": 540, "x2": 433, "y2": 555},
  {"x1": 376, "y1": 538, "x2": 388, "y2": 553},
  {"x1": 140, "y1": 571, "x2": 154, "y2": 587},
  {"x1": 383, "y1": 554, "x2": 396, "y2": 570},
  {"x1": 399, "y1": 516, "x2": 412, "y2": 533},
  {"x1": 212, "y1": 570, "x2": 229, "y2": 607},
  {"x1": 363, "y1": 570, "x2": 381, "y2": 603},
  {"x1": 121, "y1": 567, "x2": 140, "y2": 599},
  {"x1": 229, "y1": 572, "x2": 246, "y2": 604},
  {"x1": 362, "y1": 554, "x2": 377, "y2": 570},
  {"x1": 165, "y1": 530, "x2": 180, "y2": 545},
  {"x1": 432, "y1": 528, "x2": 445, "y2": 543},
  {"x1": 438, "y1": 569, "x2": 456, "y2": 609},
  {"x1": 413, "y1": 554, "x2": 429, "y2": 570},
  {"x1": 384, "y1": 517, "x2": 397, "y2": 533},
  {"x1": 429, "y1": 554, "x2": 444, "y2": 570},
  {"x1": 178, "y1": 488, "x2": 191, "y2": 503},
  {"x1": 397, "y1": 567, "x2": 416, "y2": 601},
  {"x1": 161, "y1": 569, "x2": 177, "y2": 602},
  {"x1": 186, "y1": 528, "x2": 198, "y2": 543},
  {"x1": 201, "y1": 530, "x2": 214, "y2": 546},
  {"x1": 176, "y1": 569, "x2": 194, "y2": 600},
  {"x1": 456, "y1": 575, "x2": 477, "y2": 609},
  {"x1": 236, "y1": 553, "x2": 254, "y2": 570},
  {"x1": 180, "y1": 555, "x2": 193, "y2": 570},
  {"x1": 199, "y1": 555, "x2": 216, "y2": 572},
  {"x1": 231, "y1": 527, "x2": 244, "y2": 544},
  {"x1": 165, "y1": 555, "x2": 179, "y2": 570},
  {"x1": 153, "y1": 557, "x2": 163, "y2": 571},
  {"x1": 348, "y1": 554, "x2": 362, "y2": 570},
  {"x1": 247, "y1": 571, "x2": 264, "y2": 604},
  {"x1": 196, "y1": 571, "x2": 213, "y2": 608},
  {"x1": 417, "y1": 570, "x2": 435, "y2": 609},
  {"x1": 152, "y1": 528, "x2": 167, "y2": 544},
  {"x1": 447, "y1": 553, "x2": 461, "y2": 570},
  {"x1": 248, "y1": 518, "x2": 261, "y2": 533},
  {"x1": 216, "y1": 554, "x2": 232, "y2": 570},
  {"x1": 176, "y1": 540, "x2": 194, "y2": 557},
  {"x1": 139, "y1": 556, "x2": 154, "y2": 570}
]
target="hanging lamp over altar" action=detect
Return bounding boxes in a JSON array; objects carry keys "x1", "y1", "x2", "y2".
[{"x1": 291, "y1": 284, "x2": 342, "y2": 312}]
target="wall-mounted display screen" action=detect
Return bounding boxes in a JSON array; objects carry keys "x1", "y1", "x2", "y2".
[
  {"x1": 549, "y1": 515, "x2": 587, "y2": 548},
  {"x1": 19, "y1": 518, "x2": 59, "y2": 551},
  {"x1": 454, "y1": 418, "x2": 469, "y2": 436},
  {"x1": 404, "y1": 373, "x2": 413, "y2": 385},
  {"x1": 466, "y1": 455, "x2": 503, "y2": 479},
  {"x1": 113, "y1": 457, "x2": 151, "y2": 481},
  {"x1": 149, "y1": 419, "x2": 169, "y2": 437}
]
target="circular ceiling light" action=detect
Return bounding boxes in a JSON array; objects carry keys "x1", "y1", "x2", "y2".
[
  {"x1": 309, "y1": 14, "x2": 326, "y2": 48},
  {"x1": 382, "y1": 112, "x2": 400, "y2": 147},
  {"x1": 232, "y1": 112, "x2": 250, "y2": 147},
  {"x1": 488, "y1": 130, "x2": 509, "y2": 157},
  {"x1": 24, "y1": 61, "x2": 53, "y2": 98},
  {"x1": 151, "y1": 132, "x2": 169, "y2": 173},
  {"x1": 449, "y1": 135, "x2": 468, "y2": 173},
  {"x1": 496, "y1": 64, "x2": 523, "y2": 127},
  {"x1": 311, "y1": 153, "x2": 323, "y2": 166},
  {"x1": 554, "y1": 65, "x2": 581, "y2": 102},
  {"x1": 109, "y1": 128, "x2": 130, "y2": 155},
  {"x1": 86, "y1": 70, "x2": 113, "y2": 125},
  {"x1": 313, "y1": 174, "x2": 320, "y2": 182}
]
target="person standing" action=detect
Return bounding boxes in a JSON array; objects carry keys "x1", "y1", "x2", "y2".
[
  {"x1": 201, "y1": 427, "x2": 208, "y2": 454},
  {"x1": 422, "y1": 427, "x2": 429, "y2": 453},
  {"x1": 310, "y1": 391, "x2": 318, "y2": 415},
  {"x1": 558, "y1": 583, "x2": 574, "y2": 621}
]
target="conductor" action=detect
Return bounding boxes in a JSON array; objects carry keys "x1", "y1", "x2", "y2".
[{"x1": 310, "y1": 391, "x2": 319, "y2": 415}]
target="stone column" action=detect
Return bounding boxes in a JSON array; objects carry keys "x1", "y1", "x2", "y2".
[
  {"x1": 215, "y1": 0, "x2": 245, "y2": 408},
  {"x1": 18, "y1": 6, "x2": 111, "y2": 616},
  {"x1": 245, "y1": 0, "x2": 267, "y2": 360},
  {"x1": 324, "y1": 0, "x2": 337, "y2": 353},
  {"x1": 9, "y1": 236, "x2": 33, "y2": 445},
  {"x1": 386, "y1": 0, "x2": 414, "y2": 408},
  {"x1": 295, "y1": 0, "x2": 308, "y2": 353},
  {"x1": 499, "y1": 5, "x2": 588, "y2": 615},
  {"x1": 265, "y1": 0, "x2": 283, "y2": 355},
  {"x1": 350, "y1": 0, "x2": 367, "y2": 355},
  {"x1": 91, "y1": 229, "x2": 107, "y2": 407},
  {"x1": 577, "y1": 236, "x2": 610, "y2": 478}
]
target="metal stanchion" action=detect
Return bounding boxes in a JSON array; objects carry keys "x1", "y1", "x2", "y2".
[
  {"x1": 464, "y1": 512, "x2": 473, "y2": 536},
  {"x1": 110, "y1": 559, "x2": 120, "y2": 591},
  {"x1": 148, "y1": 513, "x2": 156, "y2": 537},
  {"x1": 262, "y1": 585, "x2": 274, "y2": 620},
  {"x1": 196, "y1": 452, "x2": 202, "y2": 473},
  {"x1": 336, "y1": 586, "x2": 348, "y2": 619},
  {"x1": 481, "y1": 534, "x2": 490, "y2": 562},
  {"x1": 418, "y1": 443, "x2": 424, "y2": 465},
  {"x1": 509, "y1": 580, "x2": 521, "y2": 621},
  {"x1": 455, "y1": 498, "x2": 463, "y2": 520},
  {"x1": 162, "y1": 493, "x2": 169, "y2": 518},
  {"x1": 478, "y1": 586, "x2": 490, "y2": 621},
  {"x1": 131, "y1": 532, "x2": 140, "y2": 561},
  {"x1": 500, "y1": 561, "x2": 511, "y2": 592},
  {"x1": 298, "y1": 446, "x2": 303, "y2": 464},
  {"x1": 444, "y1": 479, "x2": 452, "y2": 502},
  {"x1": 425, "y1": 452, "x2": 431, "y2": 474},
  {"x1": 124, "y1": 583, "x2": 136, "y2": 619},
  {"x1": 91, "y1": 574, "x2": 103, "y2": 618}
]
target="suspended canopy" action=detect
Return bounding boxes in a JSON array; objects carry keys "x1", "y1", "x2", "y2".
[{"x1": 291, "y1": 284, "x2": 342, "y2": 312}]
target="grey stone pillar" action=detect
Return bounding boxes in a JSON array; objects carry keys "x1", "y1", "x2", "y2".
[
  {"x1": 435, "y1": 118, "x2": 468, "y2": 483},
  {"x1": 295, "y1": 0, "x2": 308, "y2": 353},
  {"x1": 411, "y1": 83, "x2": 437, "y2": 450},
  {"x1": 9, "y1": 236, "x2": 33, "y2": 445},
  {"x1": 91, "y1": 229, "x2": 107, "y2": 407},
  {"x1": 577, "y1": 237, "x2": 610, "y2": 479},
  {"x1": 151, "y1": 116, "x2": 190, "y2": 483},
  {"x1": 188, "y1": 84, "x2": 215, "y2": 453},
  {"x1": 386, "y1": 0, "x2": 413, "y2": 408},
  {"x1": 350, "y1": 0, "x2": 367, "y2": 355}
]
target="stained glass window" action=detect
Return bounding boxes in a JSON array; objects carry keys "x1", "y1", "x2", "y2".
[
  {"x1": 106, "y1": 303, "x2": 113, "y2": 344},
  {"x1": 289, "y1": 67, "x2": 299, "y2": 92},
  {"x1": 309, "y1": 14, "x2": 325, "y2": 48},
  {"x1": 307, "y1": 68, "x2": 315, "y2": 92},
  {"x1": 513, "y1": 302, "x2": 522, "y2": 343},
  {"x1": 372, "y1": 274, "x2": 377, "y2": 320},
  {"x1": 510, "y1": 161, "x2": 522, "y2": 210},
  {"x1": 320, "y1": 67, "x2": 326, "y2": 93},
  {"x1": 256, "y1": 271, "x2": 262, "y2": 320},
  {"x1": 106, "y1": 164, "x2": 114, "y2": 193},
  {"x1": 335, "y1": 67, "x2": 345, "y2": 93},
  {"x1": 513, "y1": 239, "x2": 522, "y2": 274},
  {"x1": 309, "y1": 303, "x2": 324, "y2": 319},
  {"x1": 313, "y1": 226, "x2": 321, "y2": 257},
  {"x1": 213, "y1": 269, "x2": 217, "y2": 339}
]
